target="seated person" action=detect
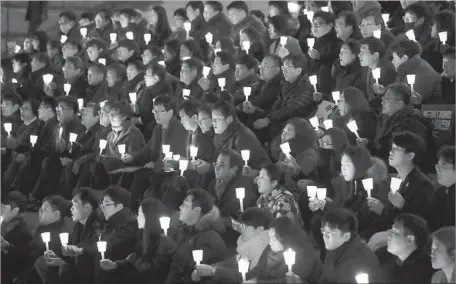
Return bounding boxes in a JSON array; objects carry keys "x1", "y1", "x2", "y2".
[
  {"x1": 106, "y1": 63, "x2": 128, "y2": 102},
  {"x1": 163, "y1": 38, "x2": 182, "y2": 78},
  {"x1": 319, "y1": 208, "x2": 385, "y2": 283},
  {"x1": 85, "y1": 63, "x2": 108, "y2": 104},
  {"x1": 232, "y1": 54, "x2": 261, "y2": 105},
  {"x1": 431, "y1": 226, "x2": 455, "y2": 284},
  {"x1": 440, "y1": 47, "x2": 455, "y2": 104},
  {"x1": 166, "y1": 189, "x2": 228, "y2": 284},
  {"x1": 1, "y1": 92, "x2": 22, "y2": 150},
  {"x1": 85, "y1": 37, "x2": 109, "y2": 64},
  {"x1": 63, "y1": 56, "x2": 88, "y2": 100},
  {"x1": 383, "y1": 213, "x2": 434, "y2": 284},
  {"x1": 175, "y1": 57, "x2": 204, "y2": 105}
]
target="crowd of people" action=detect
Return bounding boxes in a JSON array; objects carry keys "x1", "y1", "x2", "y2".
[{"x1": 0, "y1": 1, "x2": 455, "y2": 284}]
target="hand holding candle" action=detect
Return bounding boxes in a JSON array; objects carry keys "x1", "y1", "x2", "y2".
[
  {"x1": 238, "y1": 257, "x2": 250, "y2": 282},
  {"x1": 4, "y1": 123, "x2": 12, "y2": 136},
  {"x1": 332, "y1": 91, "x2": 340, "y2": 103},
  {"x1": 382, "y1": 14, "x2": 389, "y2": 24},
  {"x1": 182, "y1": 89, "x2": 191, "y2": 99},
  {"x1": 243, "y1": 87, "x2": 251, "y2": 101},
  {"x1": 218, "y1": 78, "x2": 226, "y2": 90},
  {"x1": 309, "y1": 75, "x2": 318, "y2": 92},
  {"x1": 356, "y1": 273, "x2": 369, "y2": 284},
  {"x1": 316, "y1": 188, "x2": 327, "y2": 200},
  {"x1": 190, "y1": 146, "x2": 198, "y2": 160},
  {"x1": 98, "y1": 58, "x2": 106, "y2": 65},
  {"x1": 69, "y1": 133, "x2": 78, "y2": 143},
  {"x1": 390, "y1": 177, "x2": 401, "y2": 193},
  {"x1": 160, "y1": 216, "x2": 170, "y2": 236},
  {"x1": 118, "y1": 144, "x2": 126, "y2": 156},
  {"x1": 99, "y1": 139, "x2": 107, "y2": 155},
  {"x1": 362, "y1": 178, "x2": 373, "y2": 198},
  {"x1": 373, "y1": 29, "x2": 381, "y2": 39},
  {"x1": 30, "y1": 135, "x2": 38, "y2": 147},
  {"x1": 41, "y1": 232, "x2": 51, "y2": 251},
  {"x1": 439, "y1": 31, "x2": 448, "y2": 45},
  {"x1": 43, "y1": 74, "x2": 53, "y2": 85},
  {"x1": 406, "y1": 30, "x2": 415, "y2": 41},
  {"x1": 307, "y1": 186, "x2": 317, "y2": 199},
  {"x1": 80, "y1": 28, "x2": 87, "y2": 38},
  {"x1": 184, "y1": 22, "x2": 191, "y2": 38},
  {"x1": 242, "y1": 41, "x2": 250, "y2": 53},
  {"x1": 97, "y1": 240, "x2": 107, "y2": 259},
  {"x1": 347, "y1": 120, "x2": 360, "y2": 138},
  {"x1": 323, "y1": 119, "x2": 333, "y2": 130},
  {"x1": 283, "y1": 248, "x2": 296, "y2": 273},
  {"x1": 64, "y1": 83, "x2": 71, "y2": 95},
  {"x1": 60, "y1": 35, "x2": 68, "y2": 44},
  {"x1": 202, "y1": 66, "x2": 211, "y2": 78},
  {"x1": 236, "y1": 187, "x2": 245, "y2": 212},
  {"x1": 192, "y1": 250, "x2": 203, "y2": 265},
  {"x1": 59, "y1": 233, "x2": 69, "y2": 246},
  {"x1": 407, "y1": 74, "x2": 415, "y2": 92},
  {"x1": 144, "y1": 33, "x2": 151, "y2": 45},
  {"x1": 179, "y1": 159, "x2": 189, "y2": 175},
  {"x1": 77, "y1": 99, "x2": 84, "y2": 110},
  {"x1": 110, "y1": 33, "x2": 117, "y2": 43},
  {"x1": 372, "y1": 68, "x2": 381, "y2": 84},
  {"x1": 309, "y1": 116, "x2": 319, "y2": 130},
  {"x1": 241, "y1": 150, "x2": 250, "y2": 166},
  {"x1": 162, "y1": 144, "x2": 171, "y2": 154},
  {"x1": 126, "y1": 31, "x2": 134, "y2": 40},
  {"x1": 205, "y1": 32, "x2": 213, "y2": 44},
  {"x1": 129, "y1": 92, "x2": 137, "y2": 104},
  {"x1": 280, "y1": 36, "x2": 288, "y2": 47},
  {"x1": 280, "y1": 142, "x2": 291, "y2": 156},
  {"x1": 307, "y1": 11, "x2": 314, "y2": 21}
]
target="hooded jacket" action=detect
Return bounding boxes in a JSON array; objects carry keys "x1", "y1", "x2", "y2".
[{"x1": 331, "y1": 59, "x2": 365, "y2": 93}]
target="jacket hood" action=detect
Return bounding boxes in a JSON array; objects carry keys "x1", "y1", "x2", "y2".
[
  {"x1": 367, "y1": 157, "x2": 388, "y2": 184},
  {"x1": 195, "y1": 206, "x2": 225, "y2": 234}
]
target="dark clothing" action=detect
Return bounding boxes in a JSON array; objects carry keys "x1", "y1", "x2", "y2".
[
  {"x1": 250, "y1": 74, "x2": 283, "y2": 114},
  {"x1": 232, "y1": 73, "x2": 262, "y2": 105},
  {"x1": 204, "y1": 13, "x2": 233, "y2": 43},
  {"x1": 85, "y1": 82, "x2": 108, "y2": 104},
  {"x1": 383, "y1": 250, "x2": 435, "y2": 284},
  {"x1": 426, "y1": 184, "x2": 455, "y2": 232},
  {"x1": 88, "y1": 22, "x2": 114, "y2": 44},
  {"x1": 68, "y1": 74, "x2": 89, "y2": 100},
  {"x1": 331, "y1": 59, "x2": 365, "y2": 93},
  {"x1": 363, "y1": 57, "x2": 397, "y2": 111},
  {"x1": 231, "y1": 15, "x2": 266, "y2": 48},
  {"x1": 441, "y1": 76, "x2": 455, "y2": 104},
  {"x1": 320, "y1": 235, "x2": 385, "y2": 284},
  {"x1": 108, "y1": 79, "x2": 128, "y2": 102}
]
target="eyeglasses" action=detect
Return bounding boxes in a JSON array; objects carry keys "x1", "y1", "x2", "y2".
[
  {"x1": 320, "y1": 139, "x2": 333, "y2": 147},
  {"x1": 100, "y1": 203, "x2": 116, "y2": 208},
  {"x1": 435, "y1": 163, "x2": 454, "y2": 171},
  {"x1": 213, "y1": 162, "x2": 228, "y2": 170},
  {"x1": 382, "y1": 95, "x2": 402, "y2": 102}
]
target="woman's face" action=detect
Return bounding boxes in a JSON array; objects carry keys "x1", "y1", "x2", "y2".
[
  {"x1": 341, "y1": 154, "x2": 356, "y2": 181},
  {"x1": 137, "y1": 206, "x2": 145, "y2": 229},
  {"x1": 142, "y1": 50, "x2": 153, "y2": 66},
  {"x1": 106, "y1": 70, "x2": 117, "y2": 87},
  {"x1": 268, "y1": 23, "x2": 279, "y2": 39},
  {"x1": 148, "y1": 9, "x2": 158, "y2": 26},
  {"x1": 269, "y1": 228, "x2": 285, "y2": 252},
  {"x1": 23, "y1": 38, "x2": 33, "y2": 52},
  {"x1": 12, "y1": 60, "x2": 24, "y2": 74},
  {"x1": 281, "y1": 123, "x2": 296, "y2": 142},
  {"x1": 257, "y1": 169, "x2": 274, "y2": 195},
  {"x1": 215, "y1": 40, "x2": 222, "y2": 50},
  {"x1": 339, "y1": 45, "x2": 357, "y2": 67},
  {"x1": 319, "y1": 135, "x2": 333, "y2": 150},
  {"x1": 32, "y1": 38, "x2": 40, "y2": 50},
  {"x1": 337, "y1": 93, "x2": 349, "y2": 116},
  {"x1": 431, "y1": 238, "x2": 454, "y2": 270}
]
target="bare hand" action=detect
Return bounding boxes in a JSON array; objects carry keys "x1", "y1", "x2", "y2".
[
  {"x1": 195, "y1": 264, "x2": 215, "y2": 277},
  {"x1": 388, "y1": 191, "x2": 405, "y2": 209},
  {"x1": 367, "y1": 197, "x2": 384, "y2": 215},
  {"x1": 121, "y1": 153, "x2": 134, "y2": 163},
  {"x1": 144, "y1": 161, "x2": 155, "y2": 169},
  {"x1": 277, "y1": 46, "x2": 290, "y2": 58},
  {"x1": 242, "y1": 101, "x2": 255, "y2": 114},
  {"x1": 356, "y1": 138, "x2": 368, "y2": 147},
  {"x1": 100, "y1": 259, "x2": 117, "y2": 270},
  {"x1": 60, "y1": 157, "x2": 72, "y2": 167},
  {"x1": 313, "y1": 92, "x2": 323, "y2": 102},
  {"x1": 308, "y1": 48, "x2": 320, "y2": 60},
  {"x1": 253, "y1": 118, "x2": 270, "y2": 130},
  {"x1": 372, "y1": 83, "x2": 386, "y2": 95}
]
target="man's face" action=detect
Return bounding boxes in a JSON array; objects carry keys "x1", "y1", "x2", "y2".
[
  {"x1": 87, "y1": 46, "x2": 101, "y2": 62},
  {"x1": 382, "y1": 89, "x2": 403, "y2": 116},
  {"x1": 179, "y1": 195, "x2": 199, "y2": 225},
  {"x1": 62, "y1": 62, "x2": 79, "y2": 80},
  {"x1": 31, "y1": 57, "x2": 44, "y2": 72},
  {"x1": 119, "y1": 14, "x2": 130, "y2": 28},
  {"x1": 142, "y1": 50, "x2": 153, "y2": 66},
  {"x1": 388, "y1": 143, "x2": 410, "y2": 168},
  {"x1": 38, "y1": 103, "x2": 54, "y2": 121},
  {"x1": 360, "y1": 16, "x2": 381, "y2": 38},
  {"x1": 319, "y1": 135, "x2": 334, "y2": 150},
  {"x1": 106, "y1": 70, "x2": 117, "y2": 87},
  {"x1": 197, "y1": 111, "x2": 212, "y2": 133},
  {"x1": 95, "y1": 13, "x2": 107, "y2": 29},
  {"x1": 281, "y1": 123, "x2": 296, "y2": 142},
  {"x1": 39, "y1": 201, "x2": 60, "y2": 225},
  {"x1": 117, "y1": 47, "x2": 132, "y2": 63},
  {"x1": 71, "y1": 196, "x2": 86, "y2": 222},
  {"x1": 153, "y1": 103, "x2": 173, "y2": 126},
  {"x1": 23, "y1": 38, "x2": 33, "y2": 52},
  {"x1": 59, "y1": 16, "x2": 73, "y2": 34},
  {"x1": 442, "y1": 56, "x2": 455, "y2": 78},
  {"x1": 228, "y1": 8, "x2": 244, "y2": 25},
  {"x1": 435, "y1": 157, "x2": 456, "y2": 187},
  {"x1": 179, "y1": 109, "x2": 198, "y2": 132},
  {"x1": 211, "y1": 109, "x2": 232, "y2": 134},
  {"x1": 358, "y1": 44, "x2": 377, "y2": 67},
  {"x1": 81, "y1": 107, "x2": 99, "y2": 128},
  {"x1": 56, "y1": 102, "x2": 74, "y2": 122},
  {"x1": 341, "y1": 154, "x2": 356, "y2": 181},
  {"x1": 79, "y1": 18, "x2": 92, "y2": 27},
  {"x1": 312, "y1": 17, "x2": 332, "y2": 38},
  {"x1": 214, "y1": 154, "x2": 235, "y2": 180},
  {"x1": 404, "y1": 11, "x2": 419, "y2": 28},
  {"x1": 203, "y1": 5, "x2": 217, "y2": 22},
  {"x1": 260, "y1": 57, "x2": 280, "y2": 81},
  {"x1": 387, "y1": 222, "x2": 413, "y2": 256},
  {"x1": 180, "y1": 45, "x2": 192, "y2": 59},
  {"x1": 100, "y1": 196, "x2": 121, "y2": 220},
  {"x1": 47, "y1": 45, "x2": 59, "y2": 59},
  {"x1": 174, "y1": 15, "x2": 185, "y2": 29},
  {"x1": 99, "y1": 105, "x2": 111, "y2": 127},
  {"x1": 87, "y1": 68, "x2": 104, "y2": 86},
  {"x1": 180, "y1": 63, "x2": 197, "y2": 85},
  {"x1": 321, "y1": 224, "x2": 351, "y2": 250},
  {"x1": 12, "y1": 60, "x2": 24, "y2": 74},
  {"x1": 268, "y1": 5, "x2": 280, "y2": 17},
  {"x1": 109, "y1": 109, "x2": 125, "y2": 127},
  {"x1": 235, "y1": 64, "x2": 252, "y2": 82},
  {"x1": 20, "y1": 101, "x2": 34, "y2": 122},
  {"x1": 0, "y1": 204, "x2": 16, "y2": 224},
  {"x1": 62, "y1": 43, "x2": 78, "y2": 60},
  {"x1": 239, "y1": 223, "x2": 262, "y2": 243},
  {"x1": 186, "y1": 6, "x2": 199, "y2": 22},
  {"x1": 213, "y1": 57, "x2": 228, "y2": 75},
  {"x1": 1, "y1": 100, "x2": 18, "y2": 117},
  {"x1": 282, "y1": 60, "x2": 301, "y2": 83},
  {"x1": 339, "y1": 45, "x2": 356, "y2": 67},
  {"x1": 126, "y1": 64, "x2": 139, "y2": 81},
  {"x1": 335, "y1": 16, "x2": 353, "y2": 40},
  {"x1": 144, "y1": 68, "x2": 158, "y2": 87}
]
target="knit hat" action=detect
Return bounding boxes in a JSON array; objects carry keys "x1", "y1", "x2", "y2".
[{"x1": 343, "y1": 145, "x2": 372, "y2": 180}]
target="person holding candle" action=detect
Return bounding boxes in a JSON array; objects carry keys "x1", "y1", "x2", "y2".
[
  {"x1": 58, "y1": 11, "x2": 82, "y2": 43},
  {"x1": 116, "y1": 40, "x2": 140, "y2": 69},
  {"x1": 11, "y1": 52, "x2": 34, "y2": 98},
  {"x1": 144, "y1": 5, "x2": 172, "y2": 48},
  {"x1": 239, "y1": 27, "x2": 267, "y2": 62},
  {"x1": 199, "y1": 51, "x2": 236, "y2": 99},
  {"x1": 202, "y1": 1, "x2": 233, "y2": 45},
  {"x1": 335, "y1": 11, "x2": 362, "y2": 43},
  {"x1": 232, "y1": 54, "x2": 262, "y2": 105},
  {"x1": 440, "y1": 47, "x2": 456, "y2": 104},
  {"x1": 62, "y1": 56, "x2": 88, "y2": 100},
  {"x1": 106, "y1": 63, "x2": 128, "y2": 102},
  {"x1": 331, "y1": 40, "x2": 365, "y2": 93},
  {"x1": 389, "y1": 39, "x2": 442, "y2": 104},
  {"x1": 30, "y1": 52, "x2": 63, "y2": 99},
  {"x1": 1, "y1": 93, "x2": 22, "y2": 149},
  {"x1": 85, "y1": 63, "x2": 109, "y2": 104},
  {"x1": 166, "y1": 188, "x2": 227, "y2": 284},
  {"x1": 432, "y1": 10, "x2": 455, "y2": 49},
  {"x1": 115, "y1": 8, "x2": 145, "y2": 43},
  {"x1": 382, "y1": 213, "x2": 434, "y2": 284},
  {"x1": 180, "y1": 39, "x2": 204, "y2": 61},
  {"x1": 268, "y1": 15, "x2": 303, "y2": 57},
  {"x1": 227, "y1": 1, "x2": 266, "y2": 50},
  {"x1": 170, "y1": 8, "x2": 188, "y2": 43},
  {"x1": 86, "y1": 38, "x2": 109, "y2": 65},
  {"x1": 163, "y1": 39, "x2": 183, "y2": 78},
  {"x1": 359, "y1": 12, "x2": 396, "y2": 51},
  {"x1": 430, "y1": 226, "x2": 455, "y2": 284},
  {"x1": 175, "y1": 58, "x2": 204, "y2": 105},
  {"x1": 87, "y1": 10, "x2": 115, "y2": 44},
  {"x1": 141, "y1": 45, "x2": 165, "y2": 66},
  {"x1": 122, "y1": 61, "x2": 145, "y2": 106},
  {"x1": 61, "y1": 40, "x2": 81, "y2": 61},
  {"x1": 319, "y1": 208, "x2": 385, "y2": 284}
]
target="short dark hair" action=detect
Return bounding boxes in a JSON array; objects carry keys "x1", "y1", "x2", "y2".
[
  {"x1": 438, "y1": 145, "x2": 455, "y2": 167},
  {"x1": 12, "y1": 52, "x2": 30, "y2": 65},
  {"x1": 73, "y1": 187, "x2": 99, "y2": 210},
  {"x1": 314, "y1": 10, "x2": 336, "y2": 25},
  {"x1": 322, "y1": 208, "x2": 358, "y2": 233},
  {"x1": 164, "y1": 38, "x2": 182, "y2": 56},
  {"x1": 63, "y1": 40, "x2": 81, "y2": 51},
  {"x1": 187, "y1": 188, "x2": 215, "y2": 215},
  {"x1": 32, "y1": 52, "x2": 50, "y2": 66},
  {"x1": 227, "y1": 1, "x2": 249, "y2": 13},
  {"x1": 338, "y1": 11, "x2": 359, "y2": 34},
  {"x1": 80, "y1": 12, "x2": 94, "y2": 21},
  {"x1": 263, "y1": 54, "x2": 282, "y2": 67},
  {"x1": 182, "y1": 57, "x2": 203, "y2": 75},
  {"x1": 392, "y1": 131, "x2": 425, "y2": 164},
  {"x1": 236, "y1": 54, "x2": 258, "y2": 70},
  {"x1": 218, "y1": 148, "x2": 244, "y2": 169},
  {"x1": 261, "y1": 163, "x2": 283, "y2": 183},
  {"x1": 216, "y1": 51, "x2": 236, "y2": 69},
  {"x1": 147, "y1": 62, "x2": 166, "y2": 81},
  {"x1": 433, "y1": 10, "x2": 455, "y2": 36},
  {"x1": 96, "y1": 9, "x2": 111, "y2": 21},
  {"x1": 57, "y1": 96, "x2": 78, "y2": 113},
  {"x1": 362, "y1": 11, "x2": 384, "y2": 27},
  {"x1": 205, "y1": 1, "x2": 224, "y2": 13},
  {"x1": 385, "y1": 83, "x2": 412, "y2": 106},
  {"x1": 41, "y1": 96, "x2": 57, "y2": 114},
  {"x1": 211, "y1": 99, "x2": 237, "y2": 119},
  {"x1": 174, "y1": 8, "x2": 188, "y2": 21},
  {"x1": 178, "y1": 100, "x2": 199, "y2": 117},
  {"x1": 110, "y1": 101, "x2": 131, "y2": 118},
  {"x1": 390, "y1": 39, "x2": 421, "y2": 59},
  {"x1": 119, "y1": 8, "x2": 138, "y2": 18},
  {"x1": 43, "y1": 195, "x2": 71, "y2": 219},
  {"x1": 343, "y1": 39, "x2": 361, "y2": 55},
  {"x1": 103, "y1": 186, "x2": 131, "y2": 207},
  {"x1": 361, "y1": 37, "x2": 386, "y2": 59},
  {"x1": 404, "y1": 2, "x2": 431, "y2": 21},
  {"x1": 22, "y1": 97, "x2": 39, "y2": 117},
  {"x1": 65, "y1": 56, "x2": 85, "y2": 71},
  {"x1": 239, "y1": 207, "x2": 274, "y2": 229},
  {"x1": 270, "y1": 216, "x2": 315, "y2": 251},
  {"x1": 59, "y1": 11, "x2": 77, "y2": 22},
  {"x1": 269, "y1": 15, "x2": 290, "y2": 35},
  {"x1": 2, "y1": 92, "x2": 22, "y2": 106},
  {"x1": 186, "y1": 1, "x2": 204, "y2": 13},
  {"x1": 117, "y1": 39, "x2": 138, "y2": 53},
  {"x1": 107, "y1": 63, "x2": 127, "y2": 81},
  {"x1": 283, "y1": 53, "x2": 307, "y2": 70},
  {"x1": 154, "y1": 94, "x2": 175, "y2": 112},
  {"x1": 268, "y1": 1, "x2": 288, "y2": 14},
  {"x1": 127, "y1": 60, "x2": 144, "y2": 73},
  {"x1": 182, "y1": 39, "x2": 203, "y2": 60},
  {"x1": 85, "y1": 102, "x2": 101, "y2": 117},
  {"x1": 86, "y1": 37, "x2": 108, "y2": 51},
  {"x1": 88, "y1": 63, "x2": 107, "y2": 78},
  {"x1": 394, "y1": 213, "x2": 431, "y2": 250},
  {"x1": 2, "y1": 191, "x2": 27, "y2": 213}
]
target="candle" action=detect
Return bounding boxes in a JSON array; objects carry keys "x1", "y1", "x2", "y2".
[
  {"x1": 144, "y1": 33, "x2": 151, "y2": 45},
  {"x1": 356, "y1": 273, "x2": 369, "y2": 284},
  {"x1": 242, "y1": 41, "x2": 251, "y2": 53},
  {"x1": 182, "y1": 56, "x2": 191, "y2": 61},
  {"x1": 218, "y1": 78, "x2": 226, "y2": 90},
  {"x1": 280, "y1": 36, "x2": 288, "y2": 47},
  {"x1": 126, "y1": 31, "x2": 134, "y2": 40},
  {"x1": 69, "y1": 133, "x2": 78, "y2": 143},
  {"x1": 98, "y1": 58, "x2": 106, "y2": 65},
  {"x1": 283, "y1": 248, "x2": 296, "y2": 273},
  {"x1": 287, "y1": 2, "x2": 300, "y2": 13},
  {"x1": 280, "y1": 142, "x2": 291, "y2": 156},
  {"x1": 332, "y1": 91, "x2": 340, "y2": 103},
  {"x1": 179, "y1": 159, "x2": 189, "y2": 176},
  {"x1": 439, "y1": 31, "x2": 448, "y2": 45},
  {"x1": 110, "y1": 33, "x2": 117, "y2": 43},
  {"x1": 202, "y1": 66, "x2": 211, "y2": 78},
  {"x1": 43, "y1": 74, "x2": 53, "y2": 84},
  {"x1": 165, "y1": 151, "x2": 173, "y2": 160},
  {"x1": 77, "y1": 99, "x2": 84, "y2": 109},
  {"x1": 407, "y1": 74, "x2": 415, "y2": 93},
  {"x1": 241, "y1": 150, "x2": 250, "y2": 166},
  {"x1": 214, "y1": 48, "x2": 222, "y2": 54},
  {"x1": 372, "y1": 68, "x2": 381, "y2": 84},
  {"x1": 4, "y1": 123, "x2": 12, "y2": 135},
  {"x1": 64, "y1": 83, "x2": 71, "y2": 95},
  {"x1": 30, "y1": 135, "x2": 38, "y2": 147},
  {"x1": 190, "y1": 146, "x2": 198, "y2": 160},
  {"x1": 238, "y1": 258, "x2": 250, "y2": 282},
  {"x1": 236, "y1": 187, "x2": 245, "y2": 212},
  {"x1": 321, "y1": 6, "x2": 329, "y2": 12},
  {"x1": 60, "y1": 35, "x2": 68, "y2": 44},
  {"x1": 184, "y1": 22, "x2": 191, "y2": 38},
  {"x1": 316, "y1": 188, "x2": 327, "y2": 200},
  {"x1": 243, "y1": 87, "x2": 251, "y2": 101},
  {"x1": 158, "y1": 61, "x2": 166, "y2": 67},
  {"x1": 99, "y1": 139, "x2": 107, "y2": 154},
  {"x1": 309, "y1": 116, "x2": 319, "y2": 130},
  {"x1": 59, "y1": 127, "x2": 63, "y2": 140},
  {"x1": 173, "y1": 154, "x2": 181, "y2": 161},
  {"x1": 390, "y1": 177, "x2": 401, "y2": 193},
  {"x1": 100, "y1": 100, "x2": 107, "y2": 108},
  {"x1": 406, "y1": 30, "x2": 415, "y2": 41},
  {"x1": 307, "y1": 38, "x2": 315, "y2": 48},
  {"x1": 80, "y1": 27, "x2": 87, "y2": 38},
  {"x1": 192, "y1": 250, "x2": 203, "y2": 265},
  {"x1": 346, "y1": 120, "x2": 360, "y2": 138},
  {"x1": 159, "y1": 216, "x2": 170, "y2": 236},
  {"x1": 307, "y1": 11, "x2": 314, "y2": 21},
  {"x1": 129, "y1": 92, "x2": 137, "y2": 104},
  {"x1": 118, "y1": 144, "x2": 126, "y2": 155},
  {"x1": 309, "y1": 75, "x2": 318, "y2": 92},
  {"x1": 59, "y1": 232, "x2": 69, "y2": 246},
  {"x1": 162, "y1": 144, "x2": 170, "y2": 154},
  {"x1": 373, "y1": 29, "x2": 381, "y2": 39},
  {"x1": 182, "y1": 89, "x2": 191, "y2": 100},
  {"x1": 12, "y1": 78, "x2": 17, "y2": 84},
  {"x1": 41, "y1": 232, "x2": 51, "y2": 251},
  {"x1": 307, "y1": 186, "x2": 317, "y2": 199},
  {"x1": 97, "y1": 241, "x2": 107, "y2": 260},
  {"x1": 15, "y1": 45, "x2": 21, "y2": 53},
  {"x1": 362, "y1": 178, "x2": 373, "y2": 198},
  {"x1": 323, "y1": 119, "x2": 333, "y2": 130},
  {"x1": 382, "y1": 14, "x2": 389, "y2": 24},
  {"x1": 205, "y1": 32, "x2": 213, "y2": 44}
]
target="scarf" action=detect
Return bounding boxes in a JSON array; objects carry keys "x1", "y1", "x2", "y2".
[
  {"x1": 213, "y1": 120, "x2": 238, "y2": 151},
  {"x1": 236, "y1": 230, "x2": 270, "y2": 269}
]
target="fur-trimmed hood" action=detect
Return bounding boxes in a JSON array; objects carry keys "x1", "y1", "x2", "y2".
[
  {"x1": 367, "y1": 157, "x2": 388, "y2": 184},
  {"x1": 194, "y1": 206, "x2": 225, "y2": 234}
]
